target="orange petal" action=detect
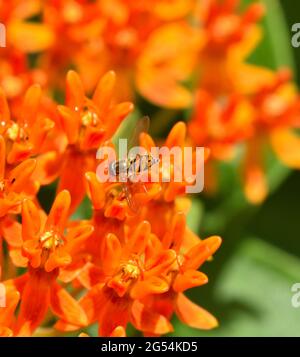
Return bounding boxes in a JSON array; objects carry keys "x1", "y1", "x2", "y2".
[
  {"x1": 0, "y1": 215, "x2": 22, "y2": 247},
  {"x1": 145, "y1": 249, "x2": 177, "y2": 277},
  {"x1": 97, "y1": 298, "x2": 129, "y2": 337},
  {"x1": 31, "y1": 117, "x2": 55, "y2": 150},
  {"x1": 80, "y1": 125, "x2": 105, "y2": 151},
  {"x1": 101, "y1": 233, "x2": 122, "y2": 275},
  {"x1": 79, "y1": 283, "x2": 107, "y2": 324},
  {"x1": 50, "y1": 282, "x2": 88, "y2": 327},
  {"x1": 173, "y1": 270, "x2": 208, "y2": 292},
  {"x1": 166, "y1": 122, "x2": 186, "y2": 148},
  {"x1": 270, "y1": 128, "x2": 300, "y2": 169},
  {"x1": 79, "y1": 332, "x2": 89, "y2": 337},
  {"x1": 22, "y1": 84, "x2": 41, "y2": 126},
  {"x1": 0, "y1": 87, "x2": 10, "y2": 123},
  {"x1": 8, "y1": 158, "x2": 36, "y2": 193},
  {"x1": 110, "y1": 326, "x2": 126, "y2": 337},
  {"x1": 7, "y1": 141, "x2": 33, "y2": 164},
  {"x1": 9, "y1": 248, "x2": 28, "y2": 267},
  {"x1": 0, "y1": 135, "x2": 6, "y2": 180},
  {"x1": 137, "y1": 69, "x2": 193, "y2": 109},
  {"x1": 123, "y1": 221, "x2": 151, "y2": 259},
  {"x1": 15, "y1": 269, "x2": 55, "y2": 336},
  {"x1": 183, "y1": 236, "x2": 222, "y2": 270},
  {"x1": 162, "y1": 212, "x2": 185, "y2": 251},
  {"x1": 85, "y1": 172, "x2": 105, "y2": 210},
  {"x1": 33, "y1": 151, "x2": 62, "y2": 185},
  {"x1": 93, "y1": 71, "x2": 116, "y2": 115},
  {"x1": 66, "y1": 70, "x2": 85, "y2": 110},
  {"x1": 242, "y1": 138, "x2": 268, "y2": 204},
  {"x1": 130, "y1": 276, "x2": 170, "y2": 300},
  {"x1": 175, "y1": 293, "x2": 218, "y2": 330},
  {"x1": 0, "y1": 327, "x2": 13, "y2": 337},
  {"x1": 8, "y1": 21, "x2": 54, "y2": 53},
  {"x1": 140, "y1": 132, "x2": 156, "y2": 152},
  {"x1": 46, "y1": 190, "x2": 71, "y2": 232},
  {"x1": 57, "y1": 105, "x2": 80, "y2": 144},
  {"x1": 56, "y1": 152, "x2": 91, "y2": 214},
  {"x1": 131, "y1": 300, "x2": 173, "y2": 335},
  {"x1": 103, "y1": 102, "x2": 134, "y2": 139},
  {"x1": 22, "y1": 199, "x2": 41, "y2": 241},
  {"x1": 22, "y1": 239, "x2": 41, "y2": 268},
  {"x1": 244, "y1": 165, "x2": 268, "y2": 204},
  {"x1": 77, "y1": 262, "x2": 105, "y2": 289},
  {"x1": 65, "y1": 224, "x2": 94, "y2": 256},
  {"x1": 44, "y1": 249, "x2": 72, "y2": 272}
]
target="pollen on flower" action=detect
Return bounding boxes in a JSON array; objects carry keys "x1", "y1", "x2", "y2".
[
  {"x1": 121, "y1": 261, "x2": 140, "y2": 281},
  {"x1": 6, "y1": 122, "x2": 28, "y2": 142},
  {"x1": 81, "y1": 109, "x2": 99, "y2": 127},
  {"x1": 40, "y1": 231, "x2": 64, "y2": 250},
  {"x1": 6, "y1": 123, "x2": 20, "y2": 141}
]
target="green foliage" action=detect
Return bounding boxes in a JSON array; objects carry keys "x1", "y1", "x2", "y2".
[{"x1": 174, "y1": 0, "x2": 300, "y2": 337}]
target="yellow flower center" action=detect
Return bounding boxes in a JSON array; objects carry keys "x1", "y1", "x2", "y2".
[
  {"x1": 108, "y1": 259, "x2": 141, "y2": 297},
  {"x1": 81, "y1": 109, "x2": 100, "y2": 127},
  {"x1": 6, "y1": 122, "x2": 28, "y2": 142},
  {"x1": 40, "y1": 231, "x2": 64, "y2": 250},
  {"x1": 120, "y1": 261, "x2": 140, "y2": 281}
]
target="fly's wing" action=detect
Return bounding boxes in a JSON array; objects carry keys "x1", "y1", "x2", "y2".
[
  {"x1": 127, "y1": 116, "x2": 150, "y2": 159},
  {"x1": 123, "y1": 116, "x2": 151, "y2": 213},
  {"x1": 122, "y1": 183, "x2": 140, "y2": 214}
]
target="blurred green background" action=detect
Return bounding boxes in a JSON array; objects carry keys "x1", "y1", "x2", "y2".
[{"x1": 171, "y1": 0, "x2": 300, "y2": 337}]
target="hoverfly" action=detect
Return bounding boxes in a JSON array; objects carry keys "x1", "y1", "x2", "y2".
[{"x1": 107, "y1": 116, "x2": 159, "y2": 212}]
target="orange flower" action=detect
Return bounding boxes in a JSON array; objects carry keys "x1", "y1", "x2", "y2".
[
  {"x1": 0, "y1": 135, "x2": 38, "y2": 217},
  {"x1": 148, "y1": 213, "x2": 222, "y2": 330},
  {"x1": 242, "y1": 69, "x2": 300, "y2": 203},
  {"x1": 188, "y1": 89, "x2": 254, "y2": 161},
  {"x1": 1, "y1": 190, "x2": 94, "y2": 336},
  {"x1": 0, "y1": 85, "x2": 54, "y2": 165},
  {"x1": 38, "y1": 0, "x2": 198, "y2": 106},
  {"x1": 0, "y1": 134, "x2": 39, "y2": 272},
  {"x1": 53, "y1": 70, "x2": 133, "y2": 212},
  {"x1": 0, "y1": 1, "x2": 52, "y2": 101},
  {"x1": 57, "y1": 220, "x2": 177, "y2": 336},
  {"x1": 197, "y1": 0, "x2": 266, "y2": 95}
]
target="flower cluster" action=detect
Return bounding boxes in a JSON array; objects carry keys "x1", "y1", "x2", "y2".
[
  {"x1": 0, "y1": 0, "x2": 300, "y2": 337},
  {"x1": 0, "y1": 68, "x2": 221, "y2": 336}
]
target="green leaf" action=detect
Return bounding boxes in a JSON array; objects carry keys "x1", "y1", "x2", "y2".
[
  {"x1": 172, "y1": 237, "x2": 300, "y2": 336},
  {"x1": 244, "y1": 0, "x2": 296, "y2": 72}
]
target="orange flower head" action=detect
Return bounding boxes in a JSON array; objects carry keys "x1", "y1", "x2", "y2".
[
  {"x1": 20, "y1": 190, "x2": 94, "y2": 272},
  {"x1": 188, "y1": 89, "x2": 255, "y2": 160},
  {"x1": 57, "y1": 220, "x2": 178, "y2": 336},
  {"x1": 0, "y1": 85, "x2": 54, "y2": 165},
  {"x1": 198, "y1": 0, "x2": 264, "y2": 51},
  {"x1": 0, "y1": 135, "x2": 38, "y2": 217},
  {"x1": 143, "y1": 212, "x2": 222, "y2": 331}
]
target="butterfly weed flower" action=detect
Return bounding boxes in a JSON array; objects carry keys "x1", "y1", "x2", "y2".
[
  {"x1": 147, "y1": 212, "x2": 222, "y2": 331},
  {"x1": 1, "y1": 190, "x2": 94, "y2": 336},
  {"x1": 0, "y1": 85, "x2": 54, "y2": 165},
  {"x1": 54, "y1": 70, "x2": 134, "y2": 212},
  {"x1": 56, "y1": 220, "x2": 177, "y2": 336}
]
